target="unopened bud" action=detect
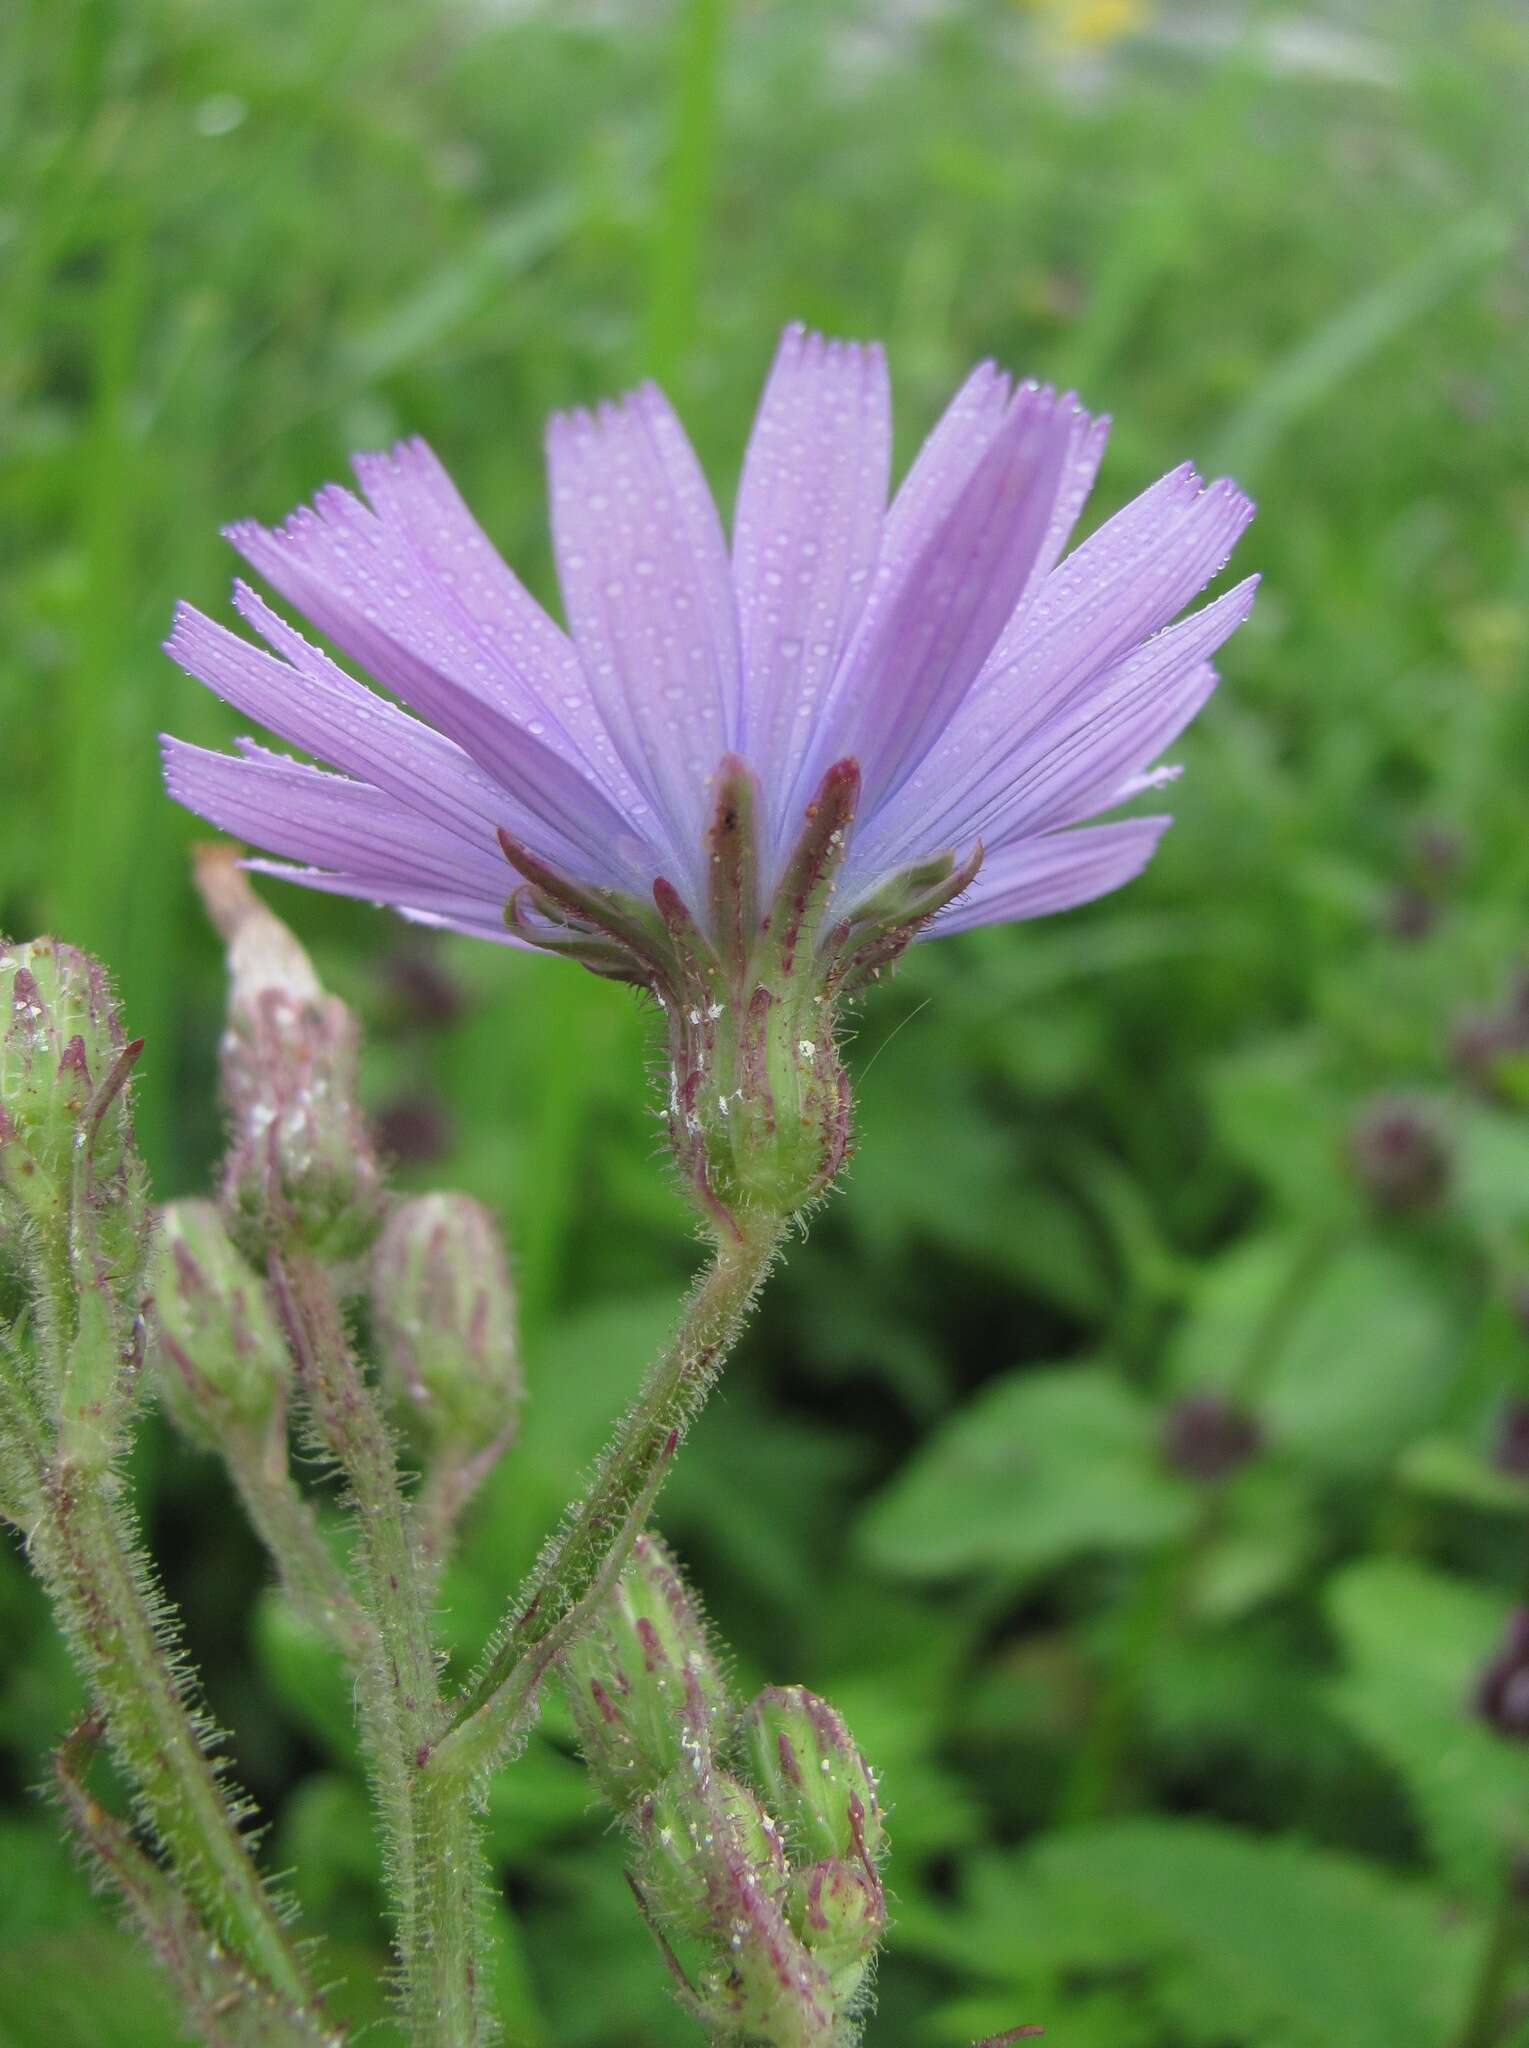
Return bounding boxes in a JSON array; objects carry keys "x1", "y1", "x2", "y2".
[
  {"x1": 1475, "y1": 1610, "x2": 1529, "y2": 1739},
  {"x1": 371, "y1": 1193, "x2": 521, "y2": 1460},
  {"x1": 1492, "y1": 1398, "x2": 1529, "y2": 1480},
  {"x1": 1450, "y1": 1007, "x2": 1529, "y2": 1108},
  {"x1": 784, "y1": 1857, "x2": 885, "y2": 2001},
  {"x1": 377, "y1": 945, "x2": 467, "y2": 1033},
  {"x1": 151, "y1": 1200, "x2": 288, "y2": 1447},
  {"x1": 1345, "y1": 1096, "x2": 1451, "y2": 1217},
  {"x1": 195, "y1": 847, "x2": 383, "y2": 1262},
  {"x1": 636, "y1": 1763, "x2": 841, "y2": 2048},
  {"x1": 562, "y1": 1532, "x2": 730, "y2": 1813},
  {"x1": 744, "y1": 1687, "x2": 886, "y2": 1875},
  {"x1": 1411, "y1": 820, "x2": 1465, "y2": 883},
  {"x1": 0, "y1": 940, "x2": 150, "y2": 1464},
  {"x1": 1161, "y1": 1392, "x2": 1263, "y2": 1483},
  {"x1": 636, "y1": 1766, "x2": 786, "y2": 1938},
  {"x1": 372, "y1": 1091, "x2": 453, "y2": 1167},
  {"x1": 0, "y1": 938, "x2": 149, "y2": 1306},
  {"x1": 1378, "y1": 885, "x2": 1437, "y2": 944}
]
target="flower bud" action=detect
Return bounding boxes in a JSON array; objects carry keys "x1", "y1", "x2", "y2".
[
  {"x1": 1492, "y1": 1397, "x2": 1529, "y2": 1480},
  {"x1": 151, "y1": 1200, "x2": 289, "y2": 1448},
  {"x1": 370, "y1": 1193, "x2": 522, "y2": 1462},
  {"x1": 1378, "y1": 885, "x2": 1437, "y2": 944},
  {"x1": 1344, "y1": 1096, "x2": 1451, "y2": 1217},
  {"x1": 0, "y1": 940, "x2": 150, "y2": 1466},
  {"x1": 1412, "y1": 820, "x2": 1466, "y2": 883},
  {"x1": 195, "y1": 847, "x2": 384, "y2": 1263},
  {"x1": 0, "y1": 937, "x2": 149, "y2": 1317},
  {"x1": 636, "y1": 1766, "x2": 787, "y2": 1939},
  {"x1": 1160, "y1": 1392, "x2": 1263, "y2": 1483},
  {"x1": 784, "y1": 1858, "x2": 885, "y2": 2002},
  {"x1": 562, "y1": 1532, "x2": 732, "y2": 1813},
  {"x1": 743, "y1": 1687, "x2": 886, "y2": 1875},
  {"x1": 1450, "y1": 1007, "x2": 1529, "y2": 1108},
  {"x1": 0, "y1": 939, "x2": 148, "y2": 1278},
  {"x1": 635, "y1": 1764, "x2": 840, "y2": 2048},
  {"x1": 377, "y1": 945, "x2": 467, "y2": 1033},
  {"x1": 1474, "y1": 1610, "x2": 1529, "y2": 1739}
]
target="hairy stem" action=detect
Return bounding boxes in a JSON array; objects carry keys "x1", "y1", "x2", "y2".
[
  {"x1": 438, "y1": 1211, "x2": 785, "y2": 1776},
  {"x1": 268, "y1": 1250, "x2": 486, "y2": 2047},
  {"x1": 27, "y1": 1453, "x2": 316, "y2": 2007},
  {"x1": 223, "y1": 1413, "x2": 376, "y2": 1670},
  {"x1": 54, "y1": 1714, "x2": 340, "y2": 2048}
]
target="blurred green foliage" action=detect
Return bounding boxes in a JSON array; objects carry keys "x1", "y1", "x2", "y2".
[{"x1": 4, "y1": 0, "x2": 1529, "y2": 2043}]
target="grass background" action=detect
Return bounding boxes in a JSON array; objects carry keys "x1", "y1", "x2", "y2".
[{"x1": 4, "y1": 0, "x2": 1529, "y2": 2042}]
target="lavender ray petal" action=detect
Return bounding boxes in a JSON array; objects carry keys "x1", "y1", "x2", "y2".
[
  {"x1": 928, "y1": 815, "x2": 1173, "y2": 936},
  {"x1": 803, "y1": 384, "x2": 1085, "y2": 822},
  {"x1": 1026, "y1": 661, "x2": 1220, "y2": 837},
  {"x1": 169, "y1": 592, "x2": 641, "y2": 891},
  {"x1": 547, "y1": 382, "x2": 741, "y2": 883},
  {"x1": 228, "y1": 520, "x2": 642, "y2": 879},
  {"x1": 242, "y1": 859, "x2": 526, "y2": 945},
  {"x1": 161, "y1": 736, "x2": 510, "y2": 898},
  {"x1": 350, "y1": 437, "x2": 651, "y2": 820},
  {"x1": 862, "y1": 580, "x2": 1252, "y2": 882},
  {"x1": 731, "y1": 325, "x2": 890, "y2": 847},
  {"x1": 967, "y1": 471, "x2": 1254, "y2": 739},
  {"x1": 854, "y1": 479, "x2": 1252, "y2": 878},
  {"x1": 880, "y1": 359, "x2": 1014, "y2": 566},
  {"x1": 227, "y1": 486, "x2": 587, "y2": 773},
  {"x1": 1015, "y1": 406, "x2": 1112, "y2": 601}
]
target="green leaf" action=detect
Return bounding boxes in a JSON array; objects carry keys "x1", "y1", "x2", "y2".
[
  {"x1": 1167, "y1": 1236, "x2": 1456, "y2": 1472},
  {"x1": 1207, "y1": 1037, "x2": 1348, "y2": 1218},
  {"x1": 858, "y1": 1365, "x2": 1193, "y2": 1582},
  {"x1": 901, "y1": 1818, "x2": 1478, "y2": 2048},
  {"x1": 1187, "y1": 1464, "x2": 1319, "y2": 1624},
  {"x1": 1398, "y1": 1435, "x2": 1529, "y2": 1517},
  {"x1": 1325, "y1": 1557, "x2": 1522, "y2": 1901},
  {"x1": 1454, "y1": 1106, "x2": 1529, "y2": 1232}
]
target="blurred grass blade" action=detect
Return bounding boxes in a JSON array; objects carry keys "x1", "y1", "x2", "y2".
[
  {"x1": 341, "y1": 192, "x2": 579, "y2": 386},
  {"x1": 643, "y1": 0, "x2": 730, "y2": 384},
  {"x1": 1212, "y1": 208, "x2": 1513, "y2": 480}
]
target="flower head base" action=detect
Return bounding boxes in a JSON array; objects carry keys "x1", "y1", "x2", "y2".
[
  {"x1": 163, "y1": 326, "x2": 1255, "y2": 1222},
  {"x1": 507, "y1": 748, "x2": 973, "y2": 1224}
]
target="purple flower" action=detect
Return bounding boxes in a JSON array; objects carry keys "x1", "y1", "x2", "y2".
[
  {"x1": 163, "y1": 324, "x2": 1254, "y2": 954},
  {"x1": 162, "y1": 326, "x2": 1254, "y2": 1225}
]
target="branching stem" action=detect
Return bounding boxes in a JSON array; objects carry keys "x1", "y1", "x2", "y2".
[
  {"x1": 268, "y1": 1249, "x2": 493, "y2": 2047},
  {"x1": 437, "y1": 1212, "x2": 785, "y2": 1778}
]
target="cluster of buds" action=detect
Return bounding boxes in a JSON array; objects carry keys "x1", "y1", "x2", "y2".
[
  {"x1": 562, "y1": 1534, "x2": 887, "y2": 2045},
  {"x1": 1449, "y1": 968, "x2": 1529, "y2": 1109},
  {"x1": 1379, "y1": 819, "x2": 1465, "y2": 944},
  {"x1": 1474, "y1": 1610, "x2": 1529, "y2": 1740},
  {"x1": 0, "y1": 939, "x2": 151, "y2": 1487},
  {"x1": 502, "y1": 759, "x2": 974, "y2": 1237},
  {"x1": 1492, "y1": 1397, "x2": 1529, "y2": 1480},
  {"x1": 194, "y1": 845, "x2": 384, "y2": 1264},
  {"x1": 1344, "y1": 1095, "x2": 1452, "y2": 1219},
  {"x1": 370, "y1": 1192, "x2": 523, "y2": 1550},
  {"x1": 1160, "y1": 1392, "x2": 1263, "y2": 1484}
]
